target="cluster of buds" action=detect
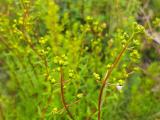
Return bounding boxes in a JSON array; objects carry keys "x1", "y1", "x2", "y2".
[
  {"x1": 39, "y1": 49, "x2": 48, "y2": 55},
  {"x1": 68, "y1": 69, "x2": 75, "y2": 79},
  {"x1": 39, "y1": 36, "x2": 48, "y2": 45},
  {"x1": 120, "y1": 32, "x2": 129, "y2": 47},
  {"x1": 54, "y1": 54, "x2": 68, "y2": 66},
  {"x1": 86, "y1": 16, "x2": 93, "y2": 23},
  {"x1": 50, "y1": 78, "x2": 56, "y2": 84},
  {"x1": 133, "y1": 22, "x2": 145, "y2": 33},
  {"x1": 52, "y1": 107, "x2": 58, "y2": 114},
  {"x1": 93, "y1": 72, "x2": 100, "y2": 80},
  {"x1": 84, "y1": 16, "x2": 107, "y2": 36},
  {"x1": 133, "y1": 39, "x2": 140, "y2": 46},
  {"x1": 76, "y1": 93, "x2": 83, "y2": 98},
  {"x1": 153, "y1": 17, "x2": 160, "y2": 27},
  {"x1": 130, "y1": 49, "x2": 140, "y2": 62}
]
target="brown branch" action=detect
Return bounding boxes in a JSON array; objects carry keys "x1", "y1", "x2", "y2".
[
  {"x1": 60, "y1": 67, "x2": 74, "y2": 120},
  {"x1": 97, "y1": 33, "x2": 135, "y2": 120}
]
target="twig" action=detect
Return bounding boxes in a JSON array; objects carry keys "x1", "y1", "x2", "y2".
[
  {"x1": 57, "y1": 100, "x2": 80, "y2": 113},
  {"x1": 60, "y1": 67, "x2": 74, "y2": 120},
  {"x1": 98, "y1": 33, "x2": 135, "y2": 120}
]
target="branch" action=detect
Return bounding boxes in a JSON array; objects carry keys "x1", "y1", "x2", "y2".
[
  {"x1": 60, "y1": 67, "x2": 74, "y2": 120},
  {"x1": 98, "y1": 33, "x2": 135, "y2": 120}
]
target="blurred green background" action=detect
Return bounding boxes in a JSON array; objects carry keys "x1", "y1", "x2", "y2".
[{"x1": 0, "y1": 0, "x2": 160, "y2": 120}]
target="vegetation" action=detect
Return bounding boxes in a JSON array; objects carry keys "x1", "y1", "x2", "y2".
[{"x1": 0, "y1": 0, "x2": 160, "y2": 120}]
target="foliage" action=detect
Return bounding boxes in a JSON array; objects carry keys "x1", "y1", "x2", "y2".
[{"x1": 0, "y1": 0, "x2": 160, "y2": 120}]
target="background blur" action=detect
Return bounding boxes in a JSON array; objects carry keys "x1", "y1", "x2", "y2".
[{"x1": 0, "y1": 0, "x2": 160, "y2": 120}]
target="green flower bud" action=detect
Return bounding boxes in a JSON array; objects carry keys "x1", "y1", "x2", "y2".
[
  {"x1": 118, "y1": 79, "x2": 124, "y2": 85},
  {"x1": 121, "y1": 39, "x2": 127, "y2": 47},
  {"x1": 86, "y1": 16, "x2": 93, "y2": 22},
  {"x1": 52, "y1": 108, "x2": 58, "y2": 114},
  {"x1": 107, "y1": 64, "x2": 112, "y2": 69},
  {"x1": 130, "y1": 49, "x2": 140, "y2": 61},
  {"x1": 133, "y1": 22, "x2": 145, "y2": 33},
  {"x1": 50, "y1": 78, "x2": 56, "y2": 84},
  {"x1": 93, "y1": 72, "x2": 100, "y2": 80},
  {"x1": 133, "y1": 39, "x2": 140, "y2": 46},
  {"x1": 153, "y1": 17, "x2": 160, "y2": 27},
  {"x1": 77, "y1": 93, "x2": 83, "y2": 98}
]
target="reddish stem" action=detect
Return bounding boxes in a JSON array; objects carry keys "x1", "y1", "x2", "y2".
[
  {"x1": 98, "y1": 42, "x2": 129, "y2": 120},
  {"x1": 60, "y1": 67, "x2": 74, "y2": 120}
]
